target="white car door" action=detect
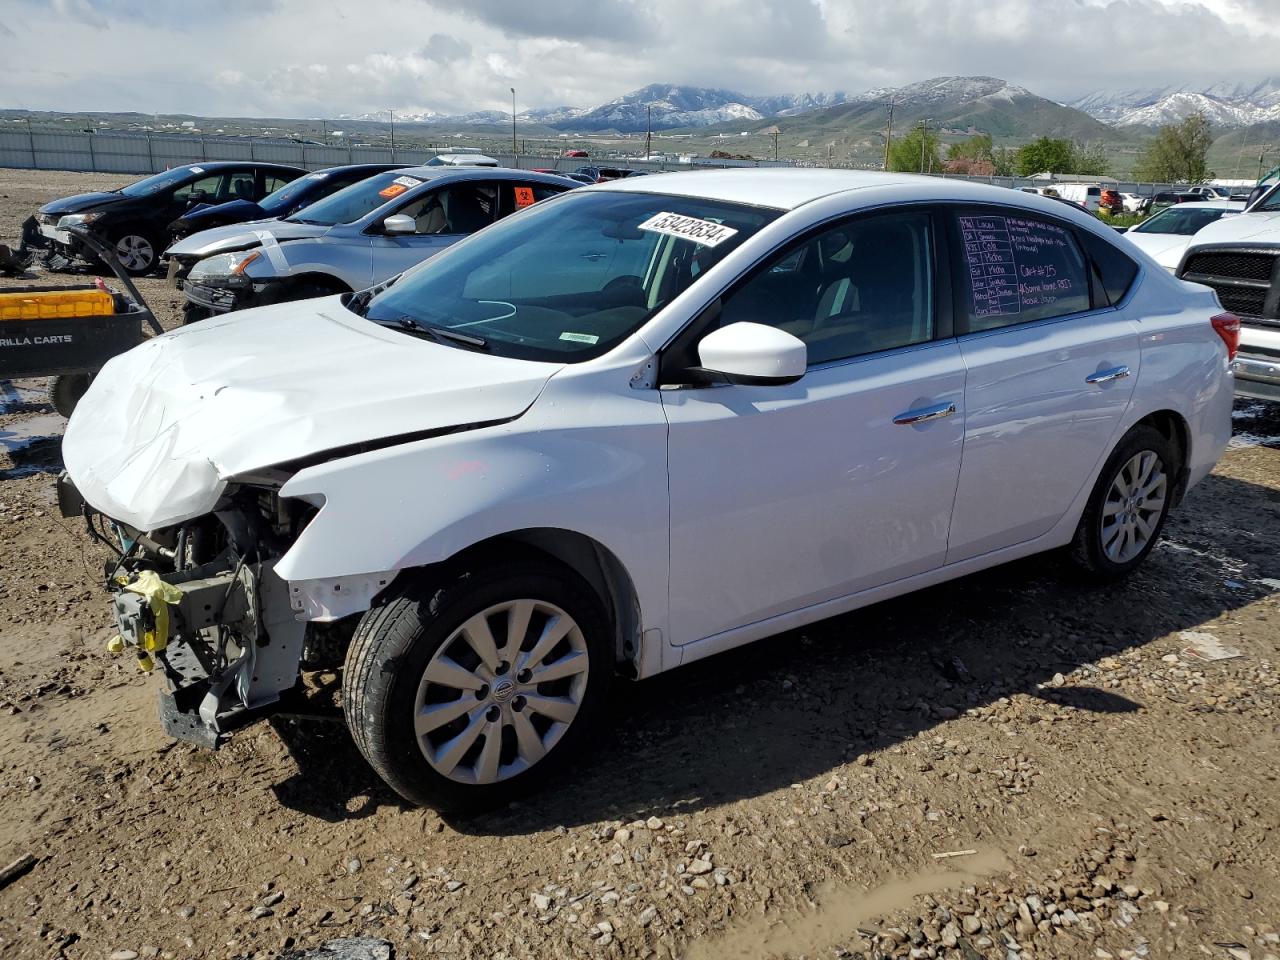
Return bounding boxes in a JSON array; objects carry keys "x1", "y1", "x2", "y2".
[
  {"x1": 946, "y1": 209, "x2": 1141, "y2": 562},
  {"x1": 661, "y1": 210, "x2": 966, "y2": 646}
]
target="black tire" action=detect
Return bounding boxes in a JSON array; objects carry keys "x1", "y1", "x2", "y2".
[
  {"x1": 1068, "y1": 424, "x2": 1177, "y2": 580},
  {"x1": 343, "y1": 557, "x2": 613, "y2": 811},
  {"x1": 181, "y1": 301, "x2": 213, "y2": 324},
  {"x1": 48, "y1": 374, "x2": 91, "y2": 418},
  {"x1": 109, "y1": 227, "x2": 160, "y2": 276}
]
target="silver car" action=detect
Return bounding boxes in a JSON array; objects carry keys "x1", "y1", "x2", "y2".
[{"x1": 166, "y1": 167, "x2": 577, "y2": 320}]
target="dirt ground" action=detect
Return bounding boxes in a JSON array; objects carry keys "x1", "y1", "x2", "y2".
[{"x1": 1, "y1": 168, "x2": 1278, "y2": 960}]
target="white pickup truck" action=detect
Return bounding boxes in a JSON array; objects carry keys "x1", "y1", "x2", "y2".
[{"x1": 1179, "y1": 181, "x2": 1280, "y2": 402}]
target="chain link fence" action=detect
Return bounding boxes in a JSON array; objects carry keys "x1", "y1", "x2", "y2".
[{"x1": 0, "y1": 127, "x2": 1185, "y2": 195}]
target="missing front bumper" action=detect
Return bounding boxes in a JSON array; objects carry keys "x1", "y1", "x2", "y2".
[{"x1": 110, "y1": 558, "x2": 306, "y2": 748}]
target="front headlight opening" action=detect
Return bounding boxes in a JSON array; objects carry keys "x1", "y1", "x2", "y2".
[
  {"x1": 57, "y1": 212, "x2": 103, "y2": 229},
  {"x1": 189, "y1": 249, "x2": 261, "y2": 281}
]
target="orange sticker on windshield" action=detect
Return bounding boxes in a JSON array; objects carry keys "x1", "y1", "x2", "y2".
[
  {"x1": 378, "y1": 183, "x2": 408, "y2": 199},
  {"x1": 514, "y1": 186, "x2": 536, "y2": 208}
]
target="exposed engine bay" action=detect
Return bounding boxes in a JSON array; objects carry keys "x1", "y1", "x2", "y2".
[{"x1": 59, "y1": 477, "x2": 350, "y2": 747}]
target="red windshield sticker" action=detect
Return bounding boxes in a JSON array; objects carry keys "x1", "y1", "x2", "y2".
[
  {"x1": 378, "y1": 183, "x2": 408, "y2": 199},
  {"x1": 514, "y1": 186, "x2": 536, "y2": 208}
]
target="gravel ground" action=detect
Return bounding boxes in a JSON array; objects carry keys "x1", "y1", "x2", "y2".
[{"x1": 1, "y1": 168, "x2": 1279, "y2": 960}]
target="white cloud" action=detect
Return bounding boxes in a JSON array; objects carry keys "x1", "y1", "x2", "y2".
[{"x1": 1, "y1": 0, "x2": 1275, "y2": 117}]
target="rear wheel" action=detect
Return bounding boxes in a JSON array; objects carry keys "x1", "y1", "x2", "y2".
[
  {"x1": 343, "y1": 558, "x2": 612, "y2": 811},
  {"x1": 1069, "y1": 424, "x2": 1175, "y2": 579}
]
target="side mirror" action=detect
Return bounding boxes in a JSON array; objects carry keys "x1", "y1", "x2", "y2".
[
  {"x1": 383, "y1": 214, "x2": 416, "y2": 235},
  {"x1": 693, "y1": 321, "x2": 806, "y2": 386},
  {"x1": 1245, "y1": 185, "x2": 1269, "y2": 210}
]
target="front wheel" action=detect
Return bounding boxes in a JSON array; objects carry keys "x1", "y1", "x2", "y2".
[
  {"x1": 110, "y1": 228, "x2": 159, "y2": 276},
  {"x1": 343, "y1": 558, "x2": 613, "y2": 811},
  {"x1": 1068, "y1": 424, "x2": 1176, "y2": 579}
]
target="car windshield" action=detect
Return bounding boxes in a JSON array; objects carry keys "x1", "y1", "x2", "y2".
[
  {"x1": 117, "y1": 166, "x2": 204, "y2": 197},
  {"x1": 287, "y1": 171, "x2": 427, "y2": 226},
  {"x1": 1133, "y1": 207, "x2": 1233, "y2": 236},
  {"x1": 1255, "y1": 186, "x2": 1280, "y2": 212},
  {"x1": 259, "y1": 172, "x2": 328, "y2": 214},
  {"x1": 360, "y1": 190, "x2": 780, "y2": 362}
]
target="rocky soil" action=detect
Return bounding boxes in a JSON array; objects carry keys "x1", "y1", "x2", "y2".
[{"x1": 1, "y1": 169, "x2": 1279, "y2": 960}]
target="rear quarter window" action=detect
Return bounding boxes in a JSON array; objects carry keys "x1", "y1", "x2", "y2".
[{"x1": 1078, "y1": 230, "x2": 1140, "y2": 306}]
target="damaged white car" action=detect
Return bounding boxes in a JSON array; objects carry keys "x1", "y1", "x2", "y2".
[{"x1": 61, "y1": 170, "x2": 1234, "y2": 810}]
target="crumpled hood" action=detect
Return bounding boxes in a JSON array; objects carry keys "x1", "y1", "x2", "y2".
[
  {"x1": 63, "y1": 297, "x2": 563, "y2": 530},
  {"x1": 165, "y1": 219, "x2": 329, "y2": 259},
  {"x1": 1188, "y1": 209, "x2": 1280, "y2": 247},
  {"x1": 40, "y1": 192, "x2": 122, "y2": 215}
]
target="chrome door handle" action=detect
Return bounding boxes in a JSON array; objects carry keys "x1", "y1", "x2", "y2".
[
  {"x1": 1085, "y1": 365, "x2": 1130, "y2": 385},
  {"x1": 893, "y1": 401, "x2": 956, "y2": 425}
]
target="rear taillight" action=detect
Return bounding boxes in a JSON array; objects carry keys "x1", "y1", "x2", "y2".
[{"x1": 1211, "y1": 312, "x2": 1241, "y2": 361}]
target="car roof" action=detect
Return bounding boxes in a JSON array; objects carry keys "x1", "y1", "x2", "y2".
[
  {"x1": 313, "y1": 163, "x2": 412, "y2": 174},
  {"x1": 595, "y1": 168, "x2": 956, "y2": 211},
  {"x1": 386, "y1": 166, "x2": 575, "y2": 185},
  {"x1": 1155, "y1": 200, "x2": 1245, "y2": 210},
  {"x1": 171, "y1": 161, "x2": 306, "y2": 173}
]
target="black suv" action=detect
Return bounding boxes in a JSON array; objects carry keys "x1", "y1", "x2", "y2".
[{"x1": 28, "y1": 161, "x2": 306, "y2": 275}]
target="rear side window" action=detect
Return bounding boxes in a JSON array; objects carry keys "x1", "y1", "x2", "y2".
[
  {"x1": 1078, "y1": 230, "x2": 1140, "y2": 306},
  {"x1": 497, "y1": 182, "x2": 566, "y2": 218},
  {"x1": 956, "y1": 211, "x2": 1092, "y2": 332}
]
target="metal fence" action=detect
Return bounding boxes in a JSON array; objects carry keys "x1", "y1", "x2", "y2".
[{"x1": 0, "y1": 128, "x2": 1183, "y2": 195}]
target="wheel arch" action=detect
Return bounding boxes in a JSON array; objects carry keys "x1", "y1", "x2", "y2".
[
  {"x1": 276, "y1": 270, "x2": 353, "y2": 295},
  {"x1": 384, "y1": 527, "x2": 645, "y2": 678},
  {"x1": 1131, "y1": 408, "x2": 1191, "y2": 504}
]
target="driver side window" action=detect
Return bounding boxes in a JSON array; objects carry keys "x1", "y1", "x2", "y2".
[
  {"x1": 173, "y1": 174, "x2": 225, "y2": 203},
  {"x1": 717, "y1": 211, "x2": 935, "y2": 366},
  {"x1": 397, "y1": 184, "x2": 499, "y2": 235}
]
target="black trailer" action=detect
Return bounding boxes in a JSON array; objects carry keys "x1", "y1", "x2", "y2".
[{"x1": 0, "y1": 228, "x2": 162, "y2": 416}]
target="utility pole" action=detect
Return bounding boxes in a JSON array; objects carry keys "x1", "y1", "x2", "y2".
[
  {"x1": 918, "y1": 118, "x2": 933, "y2": 174},
  {"x1": 389, "y1": 109, "x2": 395, "y2": 154},
  {"x1": 882, "y1": 95, "x2": 896, "y2": 170},
  {"x1": 645, "y1": 105, "x2": 651, "y2": 159},
  {"x1": 511, "y1": 88, "x2": 518, "y2": 160}
]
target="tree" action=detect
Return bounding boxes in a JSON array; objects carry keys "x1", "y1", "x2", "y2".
[
  {"x1": 1016, "y1": 137, "x2": 1075, "y2": 177},
  {"x1": 1072, "y1": 141, "x2": 1111, "y2": 177},
  {"x1": 991, "y1": 146, "x2": 1017, "y2": 177},
  {"x1": 1133, "y1": 112, "x2": 1213, "y2": 183},
  {"x1": 947, "y1": 133, "x2": 994, "y2": 164},
  {"x1": 888, "y1": 124, "x2": 941, "y2": 173}
]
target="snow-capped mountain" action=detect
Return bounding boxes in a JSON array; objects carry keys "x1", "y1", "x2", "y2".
[
  {"x1": 853, "y1": 76, "x2": 1034, "y2": 108},
  {"x1": 342, "y1": 85, "x2": 859, "y2": 132},
  {"x1": 1068, "y1": 79, "x2": 1280, "y2": 128}
]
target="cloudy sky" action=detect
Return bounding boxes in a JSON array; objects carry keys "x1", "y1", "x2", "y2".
[{"x1": 3, "y1": 0, "x2": 1277, "y2": 117}]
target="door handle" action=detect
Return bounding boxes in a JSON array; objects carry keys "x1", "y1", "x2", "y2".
[
  {"x1": 893, "y1": 401, "x2": 956, "y2": 425},
  {"x1": 581, "y1": 253, "x2": 606, "y2": 262},
  {"x1": 1085, "y1": 365, "x2": 1130, "y2": 385}
]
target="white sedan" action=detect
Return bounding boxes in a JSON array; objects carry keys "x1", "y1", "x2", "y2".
[
  {"x1": 62, "y1": 170, "x2": 1236, "y2": 809},
  {"x1": 1122, "y1": 200, "x2": 1244, "y2": 271}
]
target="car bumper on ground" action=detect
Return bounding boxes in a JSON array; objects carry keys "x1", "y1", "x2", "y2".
[{"x1": 1233, "y1": 351, "x2": 1280, "y2": 403}]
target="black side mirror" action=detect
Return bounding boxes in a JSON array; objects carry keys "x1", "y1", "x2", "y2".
[{"x1": 1245, "y1": 185, "x2": 1269, "y2": 210}]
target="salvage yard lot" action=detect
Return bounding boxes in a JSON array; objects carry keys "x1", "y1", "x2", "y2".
[{"x1": 1, "y1": 167, "x2": 1279, "y2": 960}]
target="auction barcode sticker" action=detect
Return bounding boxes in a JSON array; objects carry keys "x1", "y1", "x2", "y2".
[{"x1": 638, "y1": 212, "x2": 738, "y2": 248}]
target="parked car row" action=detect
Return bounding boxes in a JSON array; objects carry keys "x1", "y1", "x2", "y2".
[
  {"x1": 169, "y1": 167, "x2": 578, "y2": 321},
  {"x1": 52, "y1": 169, "x2": 1237, "y2": 810}
]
